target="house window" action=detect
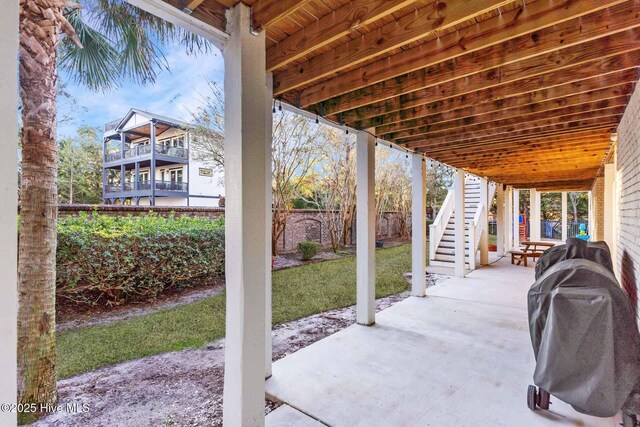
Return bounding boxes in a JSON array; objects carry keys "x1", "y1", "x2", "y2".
[
  {"x1": 158, "y1": 135, "x2": 185, "y2": 148},
  {"x1": 169, "y1": 168, "x2": 183, "y2": 183},
  {"x1": 139, "y1": 171, "x2": 149, "y2": 182}
]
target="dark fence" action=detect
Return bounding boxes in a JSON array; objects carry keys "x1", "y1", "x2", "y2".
[
  {"x1": 486, "y1": 219, "x2": 588, "y2": 240},
  {"x1": 540, "y1": 220, "x2": 589, "y2": 240}
]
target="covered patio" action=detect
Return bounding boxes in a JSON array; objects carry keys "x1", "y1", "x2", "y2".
[
  {"x1": 265, "y1": 258, "x2": 622, "y2": 426},
  {"x1": 1, "y1": 0, "x2": 639, "y2": 426}
]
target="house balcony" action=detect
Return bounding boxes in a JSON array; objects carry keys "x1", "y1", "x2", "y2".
[
  {"x1": 103, "y1": 180, "x2": 188, "y2": 199},
  {"x1": 103, "y1": 144, "x2": 188, "y2": 166},
  {"x1": 104, "y1": 118, "x2": 121, "y2": 134}
]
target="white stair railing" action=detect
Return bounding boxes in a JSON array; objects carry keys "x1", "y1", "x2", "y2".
[
  {"x1": 467, "y1": 203, "x2": 485, "y2": 270},
  {"x1": 467, "y1": 181, "x2": 496, "y2": 269},
  {"x1": 429, "y1": 187, "x2": 454, "y2": 260}
]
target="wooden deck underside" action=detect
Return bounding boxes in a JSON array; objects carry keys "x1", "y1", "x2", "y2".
[{"x1": 167, "y1": 0, "x2": 640, "y2": 190}]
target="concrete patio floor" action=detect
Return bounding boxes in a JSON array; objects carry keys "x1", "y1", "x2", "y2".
[{"x1": 265, "y1": 256, "x2": 622, "y2": 426}]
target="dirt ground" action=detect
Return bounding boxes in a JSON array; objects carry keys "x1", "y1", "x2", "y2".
[
  {"x1": 34, "y1": 273, "x2": 448, "y2": 427},
  {"x1": 56, "y1": 282, "x2": 226, "y2": 332}
]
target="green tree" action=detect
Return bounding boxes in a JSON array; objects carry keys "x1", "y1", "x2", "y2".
[
  {"x1": 18, "y1": 0, "x2": 207, "y2": 421},
  {"x1": 187, "y1": 79, "x2": 225, "y2": 171},
  {"x1": 540, "y1": 192, "x2": 562, "y2": 221},
  {"x1": 272, "y1": 112, "x2": 326, "y2": 255},
  {"x1": 58, "y1": 126, "x2": 103, "y2": 204}
]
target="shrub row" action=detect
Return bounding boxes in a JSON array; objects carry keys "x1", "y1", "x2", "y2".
[{"x1": 56, "y1": 212, "x2": 225, "y2": 307}]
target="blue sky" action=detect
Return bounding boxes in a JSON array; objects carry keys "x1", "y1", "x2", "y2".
[{"x1": 58, "y1": 43, "x2": 224, "y2": 138}]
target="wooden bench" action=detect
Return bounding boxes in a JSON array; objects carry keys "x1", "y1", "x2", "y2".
[{"x1": 511, "y1": 250, "x2": 544, "y2": 266}]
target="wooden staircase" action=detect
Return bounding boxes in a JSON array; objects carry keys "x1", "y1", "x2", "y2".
[
  {"x1": 429, "y1": 180, "x2": 480, "y2": 268},
  {"x1": 429, "y1": 178, "x2": 496, "y2": 271}
]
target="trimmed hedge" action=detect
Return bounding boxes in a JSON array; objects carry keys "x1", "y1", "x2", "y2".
[
  {"x1": 298, "y1": 241, "x2": 319, "y2": 260},
  {"x1": 56, "y1": 212, "x2": 225, "y2": 307}
]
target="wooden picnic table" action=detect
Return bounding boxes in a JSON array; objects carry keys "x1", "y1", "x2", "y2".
[
  {"x1": 522, "y1": 241, "x2": 556, "y2": 252},
  {"x1": 512, "y1": 241, "x2": 556, "y2": 266}
]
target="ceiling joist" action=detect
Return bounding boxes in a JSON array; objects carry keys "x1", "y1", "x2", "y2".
[
  {"x1": 291, "y1": 0, "x2": 627, "y2": 103},
  {"x1": 167, "y1": 0, "x2": 640, "y2": 190},
  {"x1": 272, "y1": 0, "x2": 514, "y2": 92},
  {"x1": 313, "y1": 14, "x2": 640, "y2": 116}
]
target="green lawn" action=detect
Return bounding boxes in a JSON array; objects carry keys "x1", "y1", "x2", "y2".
[{"x1": 57, "y1": 244, "x2": 413, "y2": 379}]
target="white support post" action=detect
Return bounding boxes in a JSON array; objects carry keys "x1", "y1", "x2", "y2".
[
  {"x1": 265, "y1": 72, "x2": 273, "y2": 378},
  {"x1": 496, "y1": 184, "x2": 505, "y2": 257},
  {"x1": 588, "y1": 191, "x2": 593, "y2": 239},
  {"x1": 530, "y1": 189, "x2": 540, "y2": 241},
  {"x1": 561, "y1": 191, "x2": 568, "y2": 242},
  {"x1": 479, "y1": 178, "x2": 489, "y2": 265},
  {"x1": 411, "y1": 153, "x2": 426, "y2": 297},
  {"x1": 150, "y1": 121, "x2": 156, "y2": 206},
  {"x1": 356, "y1": 130, "x2": 376, "y2": 325},
  {"x1": 604, "y1": 164, "x2": 616, "y2": 250},
  {"x1": 222, "y1": 4, "x2": 268, "y2": 427},
  {"x1": 508, "y1": 187, "x2": 512, "y2": 252},
  {"x1": 454, "y1": 169, "x2": 466, "y2": 277},
  {"x1": 513, "y1": 189, "x2": 520, "y2": 249},
  {"x1": 0, "y1": 2, "x2": 18, "y2": 425}
]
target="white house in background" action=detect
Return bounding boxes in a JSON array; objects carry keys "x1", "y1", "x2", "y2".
[{"x1": 102, "y1": 108, "x2": 224, "y2": 207}]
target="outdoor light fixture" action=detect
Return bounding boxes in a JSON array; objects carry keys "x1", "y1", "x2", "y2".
[{"x1": 272, "y1": 99, "x2": 276, "y2": 114}]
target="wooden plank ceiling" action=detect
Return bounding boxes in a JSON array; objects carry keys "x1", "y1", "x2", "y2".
[{"x1": 173, "y1": 0, "x2": 640, "y2": 191}]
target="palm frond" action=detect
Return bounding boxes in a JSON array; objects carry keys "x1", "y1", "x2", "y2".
[
  {"x1": 61, "y1": 0, "x2": 211, "y2": 91},
  {"x1": 59, "y1": 8, "x2": 120, "y2": 91}
]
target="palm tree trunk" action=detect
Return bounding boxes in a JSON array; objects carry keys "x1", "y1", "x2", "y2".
[{"x1": 18, "y1": 0, "x2": 63, "y2": 421}]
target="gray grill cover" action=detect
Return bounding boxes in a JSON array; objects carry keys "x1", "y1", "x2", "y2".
[
  {"x1": 535, "y1": 239, "x2": 614, "y2": 280},
  {"x1": 528, "y1": 258, "x2": 640, "y2": 417}
]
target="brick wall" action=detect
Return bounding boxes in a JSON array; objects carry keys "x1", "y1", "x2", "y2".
[
  {"x1": 59, "y1": 205, "x2": 409, "y2": 253},
  {"x1": 615, "y1": 82, "x2": 640, "y2": 322},
  {"x1": 590, "y1": 176, "x2": 604, "y2": 242}
]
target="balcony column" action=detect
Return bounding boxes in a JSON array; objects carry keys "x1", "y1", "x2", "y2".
[
  {"x1": 222, "y1": 3, "x2": 269, "y2": 426},
  {"x1": 150, "y1": 120, "x2": 156, "y2": 206},
  {"x1": 411, "y1": 153, "x2": 426, "y2": 296},
  {"x1": 102, "y1": 168, "x2": 108, "y2": 202},
  {"x1": 496, "y1": 184, "x2": 505, "y2": 256},
  {"x1": 355, "y1": 129, "x2": 376, "y2": 324},
  {"x1": 120, "y1": 131, "x2": 125, "y2": 159},
  {"x1": 561, "y1": 191, "x2": 568, "y2": 242},
  {"x1": 120, "y1": 164, "x2": 126, "y2": 192},
  {"x1": 529, "y1": 189, "x2": 541, "y2": 241},
  {"x1": 134, "y1": 162, "x2": 140, "y2": 191},
  {"x1": 513, "y1": 189, "x2": 520, "y2": 249},
  {"x1": 454, "y1": 169, "x2": 466, "y2": 277},
  {"x1": 479, "y1": 178, "x2": 489, "y2": 265},
  {"x1": 0, "y1": 1, "x2": 18, "y2": 424}
]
